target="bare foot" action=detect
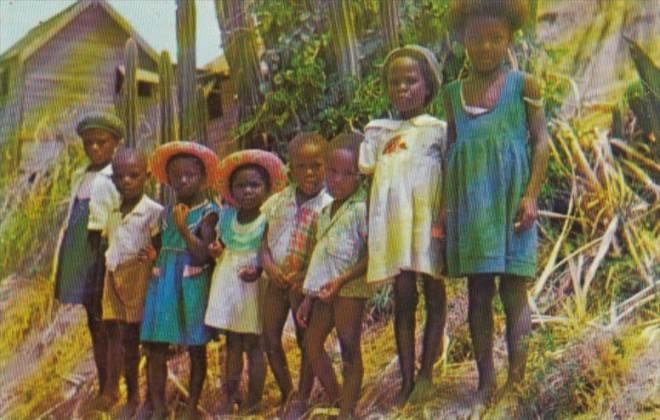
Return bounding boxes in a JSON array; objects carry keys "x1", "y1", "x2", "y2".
[
  {"x1": 393, "y1": 384, "x2": 414, "y2": 407},
  {"x1": 408, "y1": 376, "x2": 436, "y2": 404},
  {"x1": 282, "y1": 396, "x2": 308, "y2": 420},
  {"x1": 92, "y1": 392, "x2": 119, "y2": 412}
]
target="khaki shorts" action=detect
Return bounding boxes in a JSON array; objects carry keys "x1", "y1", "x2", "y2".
[{"x1": 102, "y1": 259, "x2": 151, "y2": 323}]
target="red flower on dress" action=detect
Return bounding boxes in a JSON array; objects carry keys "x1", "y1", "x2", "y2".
[{"x1": 382, "y1": 135, "x2": 408, "y2": 155}]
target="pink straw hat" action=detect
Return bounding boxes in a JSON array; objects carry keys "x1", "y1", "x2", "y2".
[
  {"x1": 151, "y1": 141, "x2": 220, "y2": 185},
  {"x1": 216, "y1": 149, "x2": 288, "y2": 206}
]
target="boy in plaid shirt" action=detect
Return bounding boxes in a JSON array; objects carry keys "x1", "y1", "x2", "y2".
[{"x1": 259, "y1": 133, "x2": 332, "y2": 416}]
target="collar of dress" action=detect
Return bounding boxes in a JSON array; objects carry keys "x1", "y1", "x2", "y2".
[{"x1": 365, "y1": 114, "x2": 442, "y2": 131}]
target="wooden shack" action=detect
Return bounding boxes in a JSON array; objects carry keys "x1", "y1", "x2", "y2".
[{"x1": 0, "y1": 0, "x2": 238, "y2": 175}]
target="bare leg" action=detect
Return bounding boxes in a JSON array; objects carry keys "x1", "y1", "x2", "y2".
[
  {"x1": 220, "y1": 332, "x2": 243, "y2": 415},
  {"x1": 393, "y1": 271, "x2": 418, "y2": 405},
  {"x1": 262, "y1": 282, "x2": 295, "y2": 404},
  {"x1": 185, "y1": 345, "x2": 206, "y2": 417},
  {"x1": 121, "y1": 323, "x2": 141, "y2": 415},
  {"x1": 304, "y1": 300, "x2": 339, "y2": 402},
  {"x1": 243, "y1": 334, "x2": 266, "y2": 413},
  {"x1": 499, "y1": 275, "x2": 531, "y2": 387},
  {"x1": 468, "y1": 275, "x2": 497, "y2": 401},
  {"x1": 334, "y1": 297, "x2": 366, "y2": 418},
  {"x1": 418, "y1": 276, "x2": 447, "y2": 381},
  {"x1": 96, "y1": 320, "x2": 121, "y2": 410},
  {"x1": 85, "y1": 304, "x2": 108, "y2": 397},
  {"x1": 290, "y1": 290, "x2": 315, "y2": 401},
  {"x1": 146, "y1": 343, "x2": 169, "y2": 419}
]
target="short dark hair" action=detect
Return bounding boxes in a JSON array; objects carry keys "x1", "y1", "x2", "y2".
[
  {"x1": 166, "y1": 153, "x2": 206, "y2": 176},
  {"x1": 448, "y1": 0, "x2": 530, "y2": 34},
  {"x1": 328, "y1": 132, "x2": 363, "y2": 159},
  {"x1": 287, "y1": 132, "x2": 328, "y2": 159},
  {"x1": 229, "y1": 163, "x2": 272, "y2": 193}
]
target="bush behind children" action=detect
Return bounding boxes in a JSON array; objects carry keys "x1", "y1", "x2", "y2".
[{"x1": 52, "y1": 0, "x2": 548, "y2": 417}]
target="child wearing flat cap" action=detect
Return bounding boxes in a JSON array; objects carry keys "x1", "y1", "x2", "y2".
[{"x1": 53, "y1": 111, "x2": 124, "y2": 400}]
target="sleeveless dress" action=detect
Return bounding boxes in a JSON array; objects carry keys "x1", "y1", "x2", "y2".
[
  {"x1": 140, "y1": 200, "x2": 219, "y2": 345},
  {"x1": 444, "y1": 71, "x2": 538, "y2": 278},
  {"x1": 205, "y1": 207, "x2": 267, "y2": 334}
]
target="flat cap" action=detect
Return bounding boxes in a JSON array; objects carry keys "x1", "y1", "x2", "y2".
[{"x1": 76, "y1": 112, "x2": 126, "y2": 139}]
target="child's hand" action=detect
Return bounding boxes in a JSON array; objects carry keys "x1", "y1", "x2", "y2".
[
  {"x1": 432, "y1": 209, "x2": 446, "y2": 239},
  {"x1": 283, "y1": 270, "x2": 304, "y2": 288},
  {"x1": 296, "y1": 296, "x2": 313, "y2": 328},
  {"x1": 173, "y1": 203, "x2": 190, "y2": 233},
  {"x1": 208, "y1": 240, "x2": 224, "y2": 258},
  {"x1": 138, "y1": 245, "x2": 158, "y2": 262},
  {"x1": 319, "y1": 279, "x2": 341, "y2": 301},
  {"x1": 515, "y1": 196, "x2": 538, "y2": 232},
  {"x1": 238, "y1": 266, "x2": 262, "y2": 283}
]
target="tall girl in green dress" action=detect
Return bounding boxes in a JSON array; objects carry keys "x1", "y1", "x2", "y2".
[{"x1": 443, "y1": 0, "x2": 550, "y2": 403}]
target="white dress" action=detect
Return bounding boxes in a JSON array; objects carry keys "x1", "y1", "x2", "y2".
[
  {"x1": 205, "y1": 207, "x2": 266, "y2": 334},
  {"x1": 359, "y1": 114, "x2": 447, "y2": 283}
]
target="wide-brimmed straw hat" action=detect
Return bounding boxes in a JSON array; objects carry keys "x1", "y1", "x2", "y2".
[
  {"x1": 216, "y1": 149, "x2": 288, "y2": 206},
  {"x1": 151, "y1": 141, "x2": 220, "y2": 185}
]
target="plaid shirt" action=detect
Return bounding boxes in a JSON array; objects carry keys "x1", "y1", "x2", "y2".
[{"x1": 261, "y1": 185, "x2": 332, "y2": 279}]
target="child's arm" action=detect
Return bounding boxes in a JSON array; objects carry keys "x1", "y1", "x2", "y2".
[
  {"x1": 259, "y1": 224, "x2": 288, "y2": 288},
  {"x1": 139, "y1": 233, "x2": 161, "y2": 262},
  {"x1": 173, "y1": 203, "x2": 216, "y2": 263},
  {"x1": 443, "y1": 90, "x2": 456, "y2": 146},
  {"x1": 318, "y1": 255, "x2": 368, "y2": 301},
  {"x1": 517, "y1": 74, "x2": 550, "y2": 232},
  {"x1": 296, "y1": 295, "x2": 314, "y2": 328}
]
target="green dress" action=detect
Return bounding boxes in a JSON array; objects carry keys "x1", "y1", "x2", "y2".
[{"x1": 444, "y1": 71, "x2": 538, "y2": 278}]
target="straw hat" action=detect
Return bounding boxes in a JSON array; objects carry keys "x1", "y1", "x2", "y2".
[
  {"x1": 216, "y1": 149, "x2": 288, "y2": 206},
  {"x1": 151, "y1": 141, "x2": 220, "y2": 185}
]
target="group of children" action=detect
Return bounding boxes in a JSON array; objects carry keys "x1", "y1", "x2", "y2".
[{"x1": 52, "y1": 1, "x2": 548, "y2": 419}]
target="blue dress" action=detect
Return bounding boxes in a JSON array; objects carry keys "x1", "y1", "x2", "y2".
[
  {"x1": 444, "y1": 71, "x2": 538, "y2": 278},
  {"x1": 141, "y1": 201, "x2": 219, "y2": 345}
]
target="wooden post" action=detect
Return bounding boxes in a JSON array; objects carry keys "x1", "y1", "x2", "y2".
[{"x1": 327, "y1": 0, "x2": 361, "y2": 98}]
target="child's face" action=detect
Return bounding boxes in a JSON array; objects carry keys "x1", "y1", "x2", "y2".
[
  {"x1": 290, "y1": 143, "x2": 326, "y2": 197},
  {"x1": 81, "y1": 128, "x2": 119, "y2": 166},
  {"x1": 326, "y1": 149, "x2": 360, "y2": 202},
  {"x1": 112, "y1": 156, "x2": 147, "y2": 201},
  {"x1": 231, "y1": 168, "x2": 269, "y2": 211},
  {"x1": 387, "y1": 56, "x2": 430, "y2": 118},
  {"x1": 166, "y1": 157, "x2": 207, "y2": 201},
  {"x1": 463, "y1": 15, "x2": 511, "y2": 74}
]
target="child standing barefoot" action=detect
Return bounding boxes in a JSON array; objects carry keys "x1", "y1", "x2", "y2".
[
  {"x1": 297, "y1": 133, "x2": 371, "y2": 418},
  {"x1": 444, "y1": 0, "x2": 550, "y2": 403},
  {"x1": 53, "y1": 112, "x2": 124, "y2": 398},
  {"x1": 205, "y1": 150, "x2": 288, "y2": 415},
  {"x1": 359, "y1": 45, "x2": 448, "y2": 404},
  {"x1": 140, "y1": 142, "x2": 221, "y2": 419},
  {"x1": 259, "y1": 133, "x2": 332, "y2": 414},
  {"x1": 94, "y1": 149, "x2": 163, "y2": 415}
]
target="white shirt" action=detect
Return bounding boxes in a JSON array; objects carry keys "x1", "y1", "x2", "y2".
[
  {"x1": 105, "y1": 195, "x2": 163, "y2": 271},
  {"x1": 88, "y1": 164, "x2": 121, "y2": 234}
]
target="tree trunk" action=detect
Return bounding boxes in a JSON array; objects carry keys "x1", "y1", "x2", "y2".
[
  {"x1": 379, "y1": 0, "x2": 400, "y2": 52},
  {"x1": 214, "y1": 0, "x2": 263, "y2": 123},
  {"x1": 327, "y1": 0, "x2": 361, "y2": 98},
  {"x1": 176, "y1": 0, "x2": 201, "y2": 143}
]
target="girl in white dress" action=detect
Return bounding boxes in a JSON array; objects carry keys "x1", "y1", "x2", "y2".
[
  {"x1": 204, "y1": 150, "x2": 287, "y2": 415},
  {"x1": 358, "y1": 45, "x2": 448, "y2": 403}
]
